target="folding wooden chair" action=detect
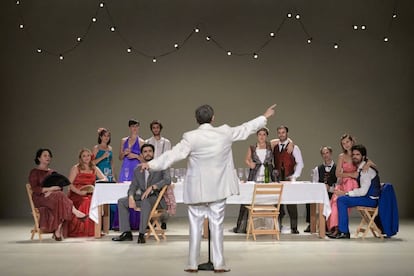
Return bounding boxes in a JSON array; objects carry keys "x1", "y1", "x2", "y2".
[
  {"x1": 245, "y1": 183, "x2": 284, "y2": 241},
  {"x1": 136, "y1": 185, "x2": 169, "y2": 242},
  {"x1": 26, "y1": 183, "x2": 45, "y2": 240},
  {"x1": 355, "y1": 206, "x2": 383, "y2": 240}
]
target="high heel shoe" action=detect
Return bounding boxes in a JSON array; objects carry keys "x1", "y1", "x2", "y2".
[{"x1": 52, "y1": 233, "x2": 62, "y2": 241}]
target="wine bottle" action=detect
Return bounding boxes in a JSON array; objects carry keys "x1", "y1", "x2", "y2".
[{"x1": 264, "y1": 163, "x2": 270, "y2": 183}]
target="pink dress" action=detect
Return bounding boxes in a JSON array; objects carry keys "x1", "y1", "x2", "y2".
[{"x1": 327, "y1": 161, "x2": 359, "y2": 230}]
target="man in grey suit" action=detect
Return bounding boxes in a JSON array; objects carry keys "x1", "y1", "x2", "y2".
[
  {"x1": 140, "y1": 104, "x2": 277, "y2": 272},
  {"x1": 112, "y1": 143, "x2": 171, "y2": 243}
]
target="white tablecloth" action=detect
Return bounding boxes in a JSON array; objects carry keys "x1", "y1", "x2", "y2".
[{"x1": 90, "y1": 181, "x2": 331, "y2": 223}]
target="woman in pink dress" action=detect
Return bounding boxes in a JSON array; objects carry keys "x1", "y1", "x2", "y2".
[
  {"x1": 327, "y1": 134, "x2": 374, "y2": 235},
  {"x1": 29, "y1": 148, "x2": 88, "y2": 241},
  {"x1": 68, "y1": 148, "x2": 106, "y2": 237}
]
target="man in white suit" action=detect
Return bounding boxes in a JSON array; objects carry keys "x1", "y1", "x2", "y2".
[{"x1": 140, "y1": 104, "x2": 277, "y2": 273}]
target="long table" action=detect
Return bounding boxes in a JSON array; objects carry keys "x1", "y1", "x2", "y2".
[{"x1": 90, "y1": 181, "x2": 331, "y2": 238}]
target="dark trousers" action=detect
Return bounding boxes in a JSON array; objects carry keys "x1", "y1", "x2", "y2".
[
  {"x1": 306, "y1": 192, "x2": 332, "y2": 223},
  {"x1": 279, "y1": 204, "x2": 298, "y2": 230}
]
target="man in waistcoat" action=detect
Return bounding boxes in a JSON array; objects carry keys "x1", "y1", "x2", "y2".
[
  {"x1": 328, "y1": 144, "x2": 381, "y2": 239},
  {"x1": 305, "y1": 146, "x2": 337, "y2": 232},
  {"x1": 273, "y1": 125, "x2": 304, "y2": 234}
]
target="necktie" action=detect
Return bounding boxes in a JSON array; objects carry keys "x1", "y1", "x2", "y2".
[{"x1": 280, "y1": 144, "x2": 285, "y2": 152}]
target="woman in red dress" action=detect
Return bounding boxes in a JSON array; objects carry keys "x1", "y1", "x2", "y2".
[
  {"x1": 29, "y1": 148, "x2": 88, "y2": 241},
  {"x1": 68, "y1": 148, "x2": 106, "y2": 237}
]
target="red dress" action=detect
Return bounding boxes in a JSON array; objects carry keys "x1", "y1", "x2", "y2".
[
  {"x1": 28, "y1": 168, "x2": 73, "y2": 236},
  {"x1": 68, "y1": 168, "x2": 96, "y2": 237}
]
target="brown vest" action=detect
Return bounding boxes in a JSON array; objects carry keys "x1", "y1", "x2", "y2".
[{"x1": 273, "y1": 143, "x2": 296, "y2": 177}]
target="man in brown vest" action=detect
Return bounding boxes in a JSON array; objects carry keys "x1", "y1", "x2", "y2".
[{"x1": 273, "y1": 125, "x2": 304, "y2": 234}]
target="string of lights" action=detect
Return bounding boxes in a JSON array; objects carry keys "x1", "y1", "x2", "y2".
[{"x1": 16, "y1": 0, "x2": 400, "y2": 62}]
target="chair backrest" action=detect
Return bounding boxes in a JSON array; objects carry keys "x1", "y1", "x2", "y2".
[
  {"x1": 150, "y1": 185, "x2": 169, "y2": 215},
  {"x1": 251, "y1": 183, "x2": 284, "y2": 209},
  {"x1": 26, "y1": 184, "x2": 38, "y2": 216}
]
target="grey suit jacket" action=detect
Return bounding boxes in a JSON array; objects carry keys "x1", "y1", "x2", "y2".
[{"x1": 127, "y1": 166, "x2": 171, "y2": 209}]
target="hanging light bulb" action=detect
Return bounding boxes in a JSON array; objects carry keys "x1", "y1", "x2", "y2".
[
  {"x1": 127, "y1": 47, "x2": 132, "y2": 53},
  {"x1": 392, "y1": 13, "x2": 397, "y2": 18},
  {"x1": 174, "y1": 43, "x2": 179, "y2": 49},
  {"x1": 361, "y1": 25, "x2": 366, "y2": 30},
  {"x1": 287, "y1": 13, "x2": 292, "y2": 18},
  {"x1": 19, "y1": 24, "x2": 24, "y2": 29},
  {"x1": 353, "y1": 25, "x2": 358, "y2": 30},
  {"x1": 307, "y1": 38, "x2": 312, "y2": 44},
  {"x1": 227, "y1": 51, "x2": 232, "y2": 56},
  {"x1": 59, "y1": 54, "x2": 64, "y2": 60},
  {"x1": 152, "y1": 57, "x2": 157, "y2": 63},
  {"x1": 99, "y1": 2, "x2": 105, "y2": 8},
  {"x1": 76, "y1": 37, "x2": 82, "y2": 42},
  {"x1": 383, "y1": 37, "x2": 389, "y2": 42},
  {"x1": 270, "y1": 32, "x2": 275, "y2": 37},
  {"x1": 253, "y1": 53, "x2": 258, "y2": 59},
  {"x1": 92, "y1": 17, "x2": 97, "y2": 22},
  {"x1": 333, "y1": 43, "x2": 339, "y2": 49},
  {"x1": 36, "y1": 48, "x2": 42, "y2": 53},
  {"x1": 295, "y1": 14, "x2": 300, "y2": 19},
  {"x1": 205, "y1": 36, "x2": 211, "y2": 41},
  {"x1": 16, "y1": 1, "x2": 20, "y2": 5},
  {"x1": 110, "y1": 26, "x2": 116, "y2": 32},
  {"x1": 194, "y1": 28, "x2": 200, "y2": 33}
]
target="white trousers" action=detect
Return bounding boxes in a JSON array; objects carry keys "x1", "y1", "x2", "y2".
[{"x1": 187, "y1": 199, "x2": 226, "y2": 270}]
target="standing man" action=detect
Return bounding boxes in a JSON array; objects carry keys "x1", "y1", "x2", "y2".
[
  {"x1": 145, "y1": 120, "x2": 173, "y2": 230},
  {"x1": 112, "y1": 144, "x2": 171, "y2": 243},
  {"x1": 273, "y1": 125, "x2": 304, "y2": 234},
  {"x1": 305, "y1": 146, "x2": 337, "y2": 232},
  {"x1": 328, "y1": 144, "x2": 381, "y2": 239},
  {"x1": 140, "y1": 104, "x2": 277, "y2": 273}
]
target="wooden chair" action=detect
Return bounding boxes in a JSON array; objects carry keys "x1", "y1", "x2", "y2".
[
  {"x1": 136, "y1": 185, "x2": 169, "y2": 242},
  {"x1": 245, "y1": 183, "x2": 284, "y2": 241},
  {"x1": 26, "y1": 183, "x2": 44, "y2": 240},
  {"x1": 355, "y1": 206, "x2": 383, "y2": 240}
]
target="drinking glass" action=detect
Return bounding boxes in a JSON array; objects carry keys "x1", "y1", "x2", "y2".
[
  {"x1": 244, "y1": 168, "x2": 250, "y2": 181},
  {"x1": 104, "y1": 168, "x2": 110, "y2": 177},
  {"x1": 124, "y1": 167, "x2": 130, "y2": 180},
  {"x1": 237, "y1": 168, "x2": 244, "y2": 181},
  {"x1": 169, "y1": 168, "x2": 175, "y2": 183}
]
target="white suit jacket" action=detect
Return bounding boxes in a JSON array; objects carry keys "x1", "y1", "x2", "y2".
[{"x1": 148, "y1": 115, "x2": 267, "y2": 204}]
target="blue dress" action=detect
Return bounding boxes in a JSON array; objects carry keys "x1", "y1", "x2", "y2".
[{"x1": 113, "y1": 137, "x2": 141, "y2": 230}]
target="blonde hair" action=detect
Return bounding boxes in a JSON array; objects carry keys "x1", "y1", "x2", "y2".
[{"x1": 77, "y1": 148, "x2": 95, "y2": 171}]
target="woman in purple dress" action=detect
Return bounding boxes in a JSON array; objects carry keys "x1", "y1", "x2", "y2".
[{"x1": 112, "y1": 119, "x2": 145, "y2": 230}]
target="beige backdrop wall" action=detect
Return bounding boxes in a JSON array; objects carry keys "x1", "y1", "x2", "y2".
[{"x1": 1, "y1": 0, "x2": 413, "y2": 218}]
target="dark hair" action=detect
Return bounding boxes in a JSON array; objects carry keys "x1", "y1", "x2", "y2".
[
  {"x1": 351, "y1": 144, "x2": 367, "y2": 158},
  {"x1": 257, "y1": 127, "x2": 269, "y2": 136},
  {"x1": 195, "y1": 105, "x2": 214, "y2": 124},
  {"x1": 320, "y1": 146, "x2": 333, "y2": 155},
  {"x1": 34, "y1": 148, "x2": 53, "y2": 165},
  {"x1": 141, "y1": 143, "x2": 155, "y2": 152},
  {"x1": 150, "y1": 120, "x2": 163, "y2": 130},
  {"x1": 277, "y1": 125, "x2": 289, "y2": 133},
  {"x1": 128, "y1": 119, "x2": 139, "y2": 127},
  {"x1": 97, "y1": 128, "x2": 111, "y2": 145}
]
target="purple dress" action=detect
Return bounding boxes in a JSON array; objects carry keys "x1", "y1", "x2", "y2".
[{"x1": 112, "y1": 137, "x2": 141, "y2": 230}]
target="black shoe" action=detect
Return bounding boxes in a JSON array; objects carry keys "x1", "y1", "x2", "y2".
[
  {"x1": 137, "y1": 233, "x2": 146, "y2": 244},
  {"x1": 328, "y1": 231, "x2": 350, "y2": 239},
  {"x1": 304, "y1": 225, "x2": 311, "y2": 233},
  {"x1": 112, "y1": 231, "x2": 133, "y2": 241},
  {"x1": 291, "y1": 228, "x2": 299, "y2": 234},
  {"x1": 161, "y1": 223, "x2": 167, "y2": 230}
]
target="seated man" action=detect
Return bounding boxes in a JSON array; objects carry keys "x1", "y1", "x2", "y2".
[
  {"x1": 112, "y1": 144, "x2": 171, "y2": 243},
  {"x1": 328, "y1": 144, "x2": 380, "y2": 239}
]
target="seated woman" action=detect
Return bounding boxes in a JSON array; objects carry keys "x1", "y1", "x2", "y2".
[
  {"x1": 68, "y1": 148, "x2": 106, "y2": 237},
  {"x1": 29, "y1": 148, "x2": 88, "y2": 241}
]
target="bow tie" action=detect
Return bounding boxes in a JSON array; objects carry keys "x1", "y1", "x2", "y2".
[{"x1": 325, "y1": 165, "x2": 331, "y2": 168}]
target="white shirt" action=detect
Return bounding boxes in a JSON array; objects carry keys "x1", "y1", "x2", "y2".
[
  {"x1": 348, "y1": 161, "x2": 378, "y2": 197},
  {"x1": 145, "y1": 136, "x2": 172, "y2": 158}
]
